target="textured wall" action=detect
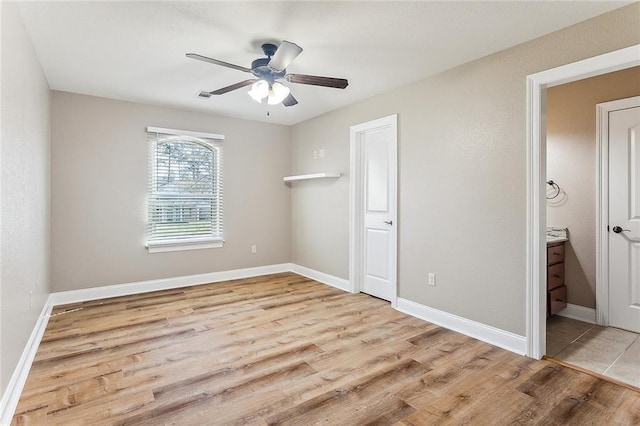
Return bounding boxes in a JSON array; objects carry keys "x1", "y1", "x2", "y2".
[
  {"x1": 51, "y1": 92, "x2": 291, "y2": 291},
  {"x1": 0, "y1": 2, "x2": 51, "y2": 393},
  {"x1": 547, "y1": 67, "x2": 640, "y2": 309},
  {"x1": 290, "y1": 3, "x2": 640, "y2": 335}
]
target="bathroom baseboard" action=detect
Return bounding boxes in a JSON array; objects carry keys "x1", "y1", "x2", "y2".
[{"x1": 557, "y1": 303, "x2": 596, "y2": 324}]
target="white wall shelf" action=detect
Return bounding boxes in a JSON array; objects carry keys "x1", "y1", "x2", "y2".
[{"x1": 283, "y1": 172, "x2": 341, "y2": 182}]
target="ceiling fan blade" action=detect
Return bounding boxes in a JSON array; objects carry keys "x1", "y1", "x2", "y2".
[
  {"x1": 282, "y1": 93, "x2": 298, "y2": 107},
  {"x1": 268, "y1": 41, "x2": 303, "y2": 72},
  {"x1": 186, "y1": 53, "x2": 252, "y2": 73},
  {"x1": 200, "y1": 79, "x2": 258, "y2": 97},
  {"x1": 285, "y1": 74, "x2": 348, "y2": 89}
]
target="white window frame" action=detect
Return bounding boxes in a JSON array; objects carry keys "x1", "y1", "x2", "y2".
[{"x1": 146, "y1": 126, "x2": 225, "y2": 253}]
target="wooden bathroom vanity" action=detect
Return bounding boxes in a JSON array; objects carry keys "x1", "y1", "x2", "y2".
[{"x1": 547, "y1": 240, "x2": 567, "y2": 316}]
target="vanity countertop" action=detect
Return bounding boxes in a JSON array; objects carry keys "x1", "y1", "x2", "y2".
[
  {"x1": 547, "y1": 227, "x2": 568, "y2": 245},
  {"x1": 547, "y1": 235, "x2": 568, "y2": 245}
]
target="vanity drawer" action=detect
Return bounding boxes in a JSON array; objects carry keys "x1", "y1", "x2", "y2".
[
  {"x1": 547, "y1": 244, "x2": 565, "y2": 265},
  {"x1": 548, "y1": 285, "x2": 567, "y2": 316},
  {"x1": 547, "y1": 263, "x2": 564, "y2": 290}
]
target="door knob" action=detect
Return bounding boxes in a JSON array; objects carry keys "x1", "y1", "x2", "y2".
[
  {"x1": 384, "y1": 220, "x2": 393, "y2": 225},
  {"x1": 612, "y1": 226, "x2": 630, "y2": 233}
]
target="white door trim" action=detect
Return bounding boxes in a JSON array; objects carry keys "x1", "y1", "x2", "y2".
[
  {"x1": 596, "y1": 96, "x2": 640, "y2": 326},
  {"x1": 349, "y1": 114, "x2": 398, "y2": 307},
  {"x1": 526, "y1": 44, "x2": 640, "y2": 359}
]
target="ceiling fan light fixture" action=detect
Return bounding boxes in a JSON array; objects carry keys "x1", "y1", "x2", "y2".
[
  {"x1": 248, "y1": 79, "x2": 269, "y2": 102},
  {"x1": 267, "y1": 82, "x2": 290, "y2": 105}
]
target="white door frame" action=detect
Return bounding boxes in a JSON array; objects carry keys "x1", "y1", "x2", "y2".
[
  {"x1": 349, "y1": 114, "x2": 398, "y2": 307},
  {"x1": 596, "y1": 96, "x2": 640, "y2": 327},
  {"x1": 526, "y1": 44, "x2": 640, "y2": 359}
]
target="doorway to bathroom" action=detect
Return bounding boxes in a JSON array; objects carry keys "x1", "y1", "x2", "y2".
[
  {"x1": 525, "y1": 44, "x2": 639, "y2": 387},
  {"x1": 544, "y1": 69, "x2": 640, "y2": 388}
]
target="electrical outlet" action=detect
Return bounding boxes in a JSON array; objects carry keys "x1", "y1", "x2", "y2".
[
  {"x1": 428, "y1": 273, "x2": 436, "y2": 286},
  {"x1": 318, "y1": 149, "x2": 325, "y2": 158},
  {"x1": 251, "y1": 245, "x2": 257, "y2": 254},
  {"x1": 313, "y1": 150, "x2": 318, "y2": 159}
]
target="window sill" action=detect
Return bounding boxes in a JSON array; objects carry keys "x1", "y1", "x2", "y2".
[{"x1": 146, "y1": 238, "x2": 224, "y2": 253}]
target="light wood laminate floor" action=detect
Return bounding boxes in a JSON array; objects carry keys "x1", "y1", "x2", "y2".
[{"x1": 12, "y1": 273, "x2": 640, "y2": 425}]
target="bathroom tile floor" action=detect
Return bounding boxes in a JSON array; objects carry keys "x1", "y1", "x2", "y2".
[{"x1": 547, "y1": 316, "x2": 640, "y2": 388}]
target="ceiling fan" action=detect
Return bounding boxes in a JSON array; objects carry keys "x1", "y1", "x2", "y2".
[{"x1": 186, "y1": 41, "x2": 348, "y2": 107}]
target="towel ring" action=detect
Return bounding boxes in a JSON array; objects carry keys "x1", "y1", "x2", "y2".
[{"x1": 546, "y1": 180, "x2": 561, "y2": 199}]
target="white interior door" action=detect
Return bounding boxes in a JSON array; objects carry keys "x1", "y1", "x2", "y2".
[
  {"x1": 609, "y1": 103, "x2": 640, "y2": 333},
  {"x1": 350, "y1": 115, "x2": 397, "y2": 302}
]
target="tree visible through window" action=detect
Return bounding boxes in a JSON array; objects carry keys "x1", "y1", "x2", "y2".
[{"x1": 146, "y1": 128, "x2": 224, "y2": 252}]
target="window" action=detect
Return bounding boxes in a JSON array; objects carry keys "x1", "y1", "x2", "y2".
[{"x1": 146, "y1": 127, "x2": 224, "y2": 253}]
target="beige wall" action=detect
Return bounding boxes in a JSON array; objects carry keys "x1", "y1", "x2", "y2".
[
  {"x1": 0, "y1": 2, "x2": 51, "y2": 393},
  {"x1": 547, "y1": 67, "x2": 640, "y2": 309},
  {"x1": 51, "y1": 92, "x2": 291, "y2": 291},
  {"x1": 290, "y1": 3, "x2": 640, "y2": 335},
  {"x1": 290, "y1": 120, "x2": 351, "y2": 278}
]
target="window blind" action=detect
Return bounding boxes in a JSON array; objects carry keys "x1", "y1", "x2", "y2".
[{"x1": 146, "y1": 128, "x2": 224, "y2": 250}]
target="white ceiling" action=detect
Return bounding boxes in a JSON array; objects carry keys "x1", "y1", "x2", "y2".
[{"x1": 18, "y1": 1, "x2": 629, "y2": 126}]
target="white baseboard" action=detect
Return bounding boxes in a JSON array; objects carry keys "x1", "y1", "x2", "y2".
[
  {"x1": 396, "y1": 298, "x2": 527, "y2": 355},
  {"x1": 556, "y1": 303, "x2": 596, "y2": 324},
  {"x1": 48, "y1": 263, "x2": 292, "y2": 306},
  {"x1": 0, "y1": 301, "x2": 53, "y2": 426},
  {"x1": 290, "y1": 264, "x2": 350, "y2": 292}
]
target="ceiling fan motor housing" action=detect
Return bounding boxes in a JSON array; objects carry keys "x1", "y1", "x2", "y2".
[{"x1": 251, "y1": 57, "x2": 286, "y2": 83}]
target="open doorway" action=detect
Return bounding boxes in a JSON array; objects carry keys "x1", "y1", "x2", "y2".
[
  {"x1": 525, "y1": 45, "x2": 639, "y2": 361},
  {"x1": 544, "y1": 69, "x2": 640, "y2": 388}
]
